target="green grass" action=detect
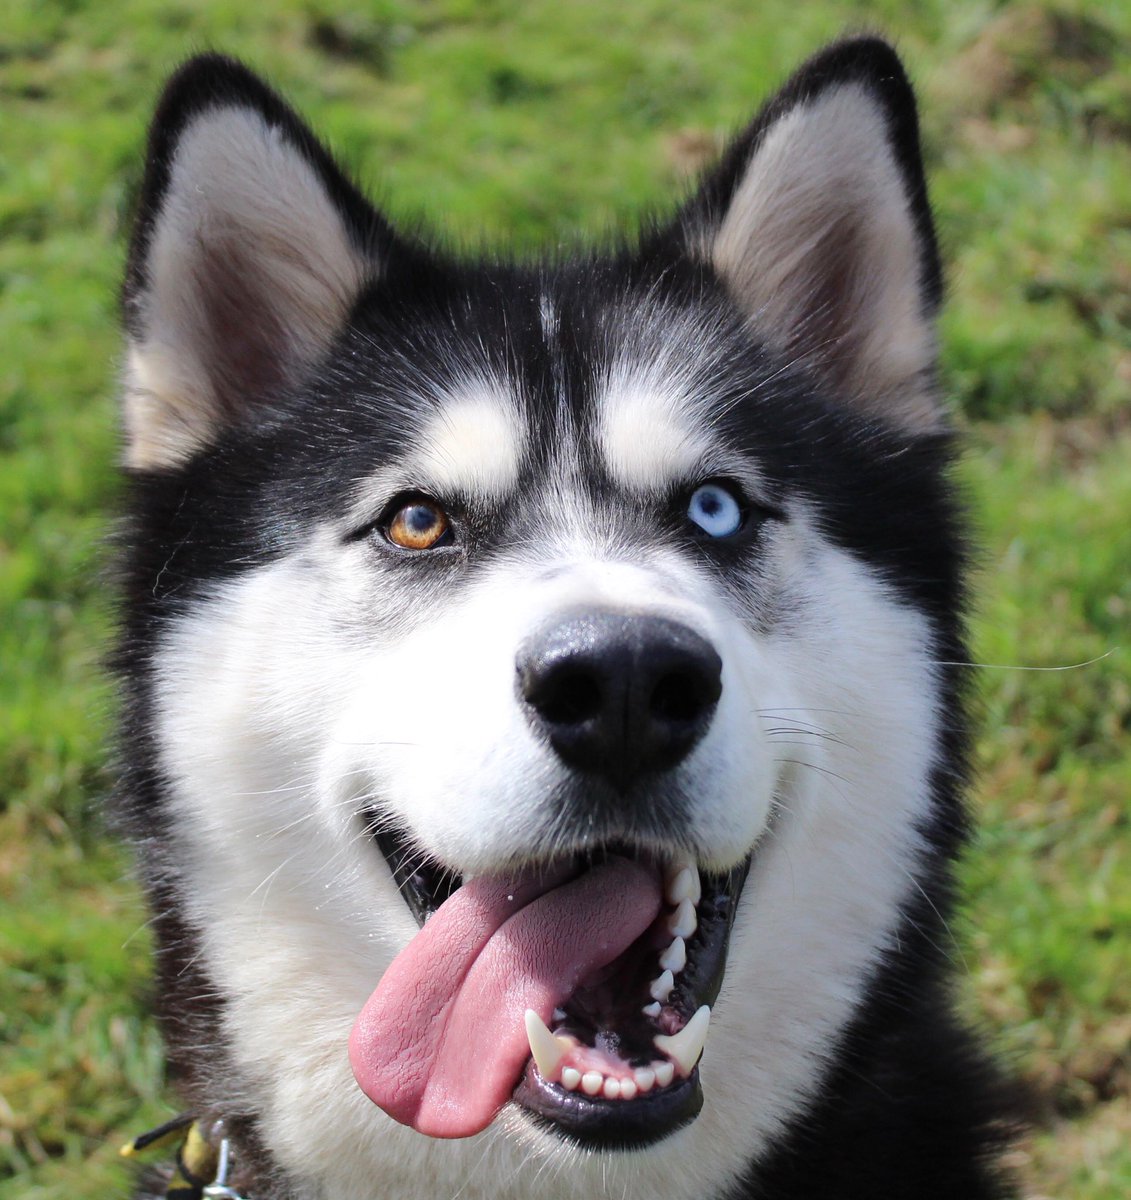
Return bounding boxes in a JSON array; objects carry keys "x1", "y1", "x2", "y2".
[{"x1": 2, "y1": 2, "x2": 1128, "y2": 1197}]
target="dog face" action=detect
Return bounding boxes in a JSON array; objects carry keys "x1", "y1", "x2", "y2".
[{"x1": 118, "y1": 39, "x2": 967, "y2": 1199}]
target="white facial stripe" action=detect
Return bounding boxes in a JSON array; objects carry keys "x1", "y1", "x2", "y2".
[
  {"x1": 406, "y1": 384, "x2": 526, "y2": 499},
  {"x1": 599, "y1": 381, "x2": 713, "y2": 493}
]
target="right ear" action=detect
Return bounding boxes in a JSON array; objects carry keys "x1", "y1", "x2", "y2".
[{"x1": 121, "y1": 55, "x2": 386, "y2": 470}]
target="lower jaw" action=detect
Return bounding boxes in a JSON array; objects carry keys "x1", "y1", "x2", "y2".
[
  {"x1": 514, "y1": 1062, "x2": 703, "y2": 1147},
  {"x1": 508, "y1": 853, "x2": 755, "y2": 1148}
]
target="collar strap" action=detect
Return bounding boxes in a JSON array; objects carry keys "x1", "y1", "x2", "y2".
[{"x1": 121, "y1": 1115, "x2": 248, "y2": 1199}]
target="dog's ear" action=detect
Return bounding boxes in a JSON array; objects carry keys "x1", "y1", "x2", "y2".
[
  {"x1": 121, "y1": 55, "x2": 384, "y2": 470},
  {"x1": 680, "y1": 38, "x2": 944, "y2": 432}
]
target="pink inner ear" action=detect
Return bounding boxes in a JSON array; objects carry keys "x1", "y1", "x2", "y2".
[{"x1": 126, "y1": 85, "x2": 372, "y2": 467}]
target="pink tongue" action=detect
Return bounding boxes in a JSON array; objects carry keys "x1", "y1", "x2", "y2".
[{"x1": 349, "y1": 857, "x2": 662, "y2": 1137}]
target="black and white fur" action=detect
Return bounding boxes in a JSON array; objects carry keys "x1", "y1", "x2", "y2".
[{"x1": 114, "y1": 38, "x2": 1017, "y2": 1199}]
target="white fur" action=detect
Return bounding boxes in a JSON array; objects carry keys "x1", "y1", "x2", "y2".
[
  {"x1": 599, "y1": 381, "x2": 712, "y2": 494},
  {"x1": 152, "y1": 497, "x2": 939, "y2": 1199},
  {"x1": 408, "y1": 382, "x2": 528, "y2": 500}
]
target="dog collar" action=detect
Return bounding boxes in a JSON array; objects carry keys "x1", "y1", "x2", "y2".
[{"x1": 121, "y1": 1114, "x2": 248, "y2": 1199}]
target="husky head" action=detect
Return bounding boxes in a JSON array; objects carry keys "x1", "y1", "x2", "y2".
[{"x1": 117, "y1": 38, "x2": 972, "y2": 1200}]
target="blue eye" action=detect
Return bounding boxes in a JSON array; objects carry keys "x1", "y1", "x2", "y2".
[{"x1": 687, "y1": 482, "x2": 743, "y2": 538}]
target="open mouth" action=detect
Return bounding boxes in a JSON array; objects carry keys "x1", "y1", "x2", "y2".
[{"x1": 350, "y1": 827, "x2": 750, "y2": 1148}]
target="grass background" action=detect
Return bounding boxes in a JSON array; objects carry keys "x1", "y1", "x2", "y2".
[{"x1": 1, "y1": 1, "x2": 1128, "y2": 1196}]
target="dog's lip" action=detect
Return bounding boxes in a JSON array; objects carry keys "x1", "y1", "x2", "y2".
[{"x1": 513, "y1": 1058, "x2": 704, "y2": 1147}]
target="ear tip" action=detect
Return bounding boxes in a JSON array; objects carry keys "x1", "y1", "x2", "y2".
[
  {"x1": 788, "y1": 35, "x2": 916, "y2": 109},
  {"x1": 150, "y1": 53, "x2": 284, "y2": 146}
]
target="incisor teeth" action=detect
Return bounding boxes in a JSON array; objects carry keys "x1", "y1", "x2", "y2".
[
  {"x1": 649, "y1": 969, "x2": 675, "y2": 1002},
  {"x1": 524, "y1": 1009, "x2": 570, "y2": 1080},
  {"x1": 668, "y1": 898, "x2": 697, "y2": 939},
  {"x1": 561, "y1": 1067, "x2": 581, "y2": 1091},
  {"x1": 619, "y1": 1078, "x2": 638, "y2": 1101},
  {"x1": 603, "y1": 1078, "x2": 621, "y2": 1100},
  {"x1": 634, "y1": 1066, "x2": 656, "y2": 1092},
  {"x1": 581, "y1": 1071, "x2": 603, "y2": 1096},
  {"x1": 653, "y1": 1059, "x2": 675, "y2": 1088},
  {"x1": 653, "y1": 1004, "x2": 711, "y2": 1077},
  {"x1": 665, "y1": 863, "x2": 701, "y2": 906},
  {"x1": 659, "y1": 936, "x2": 686, "y2": 973}
]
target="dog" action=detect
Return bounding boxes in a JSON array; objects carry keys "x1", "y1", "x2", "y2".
[{"x1": 113, "y1": 36, "x2": 1018, "y2": 1199}]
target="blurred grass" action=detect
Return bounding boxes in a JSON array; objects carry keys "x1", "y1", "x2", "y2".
[{"x1": 1, "y1": 2, "x2": 1128, "y2": 1197}]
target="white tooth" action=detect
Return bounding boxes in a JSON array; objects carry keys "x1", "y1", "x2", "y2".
[
  {"x1": 634, "y1": 1066, "x2": 656, "y2": 1093},
  {"x1": 581, "y1": 1071, "x2": 604, "y2": 1096},
  {"x1": 642, "y1": 1001, "x2": 662, "y2": 1018},
  {"x1": 653, "y1": 1059, "x2": 675, "y2": 1088},
  {"x1": 653, "y1": 1004, "x2": 711, "y2": 1077},
  {"x1": 665, "y1": 863, "x2": 701, "y2": 906},
  {"x1": 552, "y1": 1008, "x2": 566, "y2": 1022},
  {"x1": 649, "y1": 969, "x2": 674, "y2": 1002},
  {"x1": 659, "y1": 936, "x2": 686, "y2": 973},
  {"x1": 619, "y1": 1078, "x2": 638, "y2": 1101},
  {"x1": 668, "y1": 898, "x2": 697, "y2": 939},
  {"x1": 561, "y1": 1067, "x2": 581, "y2": 1091},
  {"x1": 524, "y1": 1009, "x2": 568, "y2": 1080},
  {"x1": 664, "y1": 863, "x2": 690, "y2": 905},
  {"x1": 603, "y1": 1078, "x2": 621, "y2": 1100}
]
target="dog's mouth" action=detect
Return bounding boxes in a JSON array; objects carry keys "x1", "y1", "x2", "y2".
[{"x1": 349, "y1": 829, "x2": 749, "y2": 1147}]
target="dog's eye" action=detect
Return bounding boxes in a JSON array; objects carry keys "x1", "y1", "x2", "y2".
[
  {"x1": 385, "y1": 499, "x2": 452, "y2": 550},
  {"x1": 687, "y1": 482, "x2": 744, "y2": 538}
]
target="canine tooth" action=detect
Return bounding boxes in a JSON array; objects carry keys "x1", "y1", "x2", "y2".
[
  {"x1": 619, "y1": 1078, "x2": 638, "y2": 1101},
  {"x1": 642, "y1": 1001, "x2": 662, "y2": 1018},
  {"x1": 561, "y1": 1067, "x2": 581, "y2": 1091},
  {"x1": 649, "y1": 969, "x2": 675, "y2": 1002},
  {"x1": 665, "y1": 863, "x2": 701, "y2": 906},
  {"x1": 581, "y1": 1071, "x2": 604, "y2": 1096},
  {"x1": 668, "y1": 898, "x2": 697, "y2": 939},
  {"x1": 653, "y1": 1004, "x2": 711, "y2": 1077},
  {"x1": 653, "y1": 1060, "x2": 675, "y2": 1088},
  {"x1": 634, "y1": 1066, "x2": 656, "y2": 1092},
  {"x1": 659, "y1": 936, "x2": 687, "y2": 973},
  {"x1": 603, "y1": 1078, "x2": 621, "y2": 1100},
  {"x1": 524, "y1": 1009, "x2": 569, "y2": 1080}
]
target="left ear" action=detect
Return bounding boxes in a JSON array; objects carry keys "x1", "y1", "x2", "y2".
[
  {"x1": 121, "y1": 55, "x2": 386, "y2": 471},
  {"x1": 681, "y1": 38, "x2": 944, "y2": 433}
]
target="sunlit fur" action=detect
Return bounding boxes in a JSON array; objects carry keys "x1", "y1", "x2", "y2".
[{"x1": 116, "y1": 39, "x2": 1016, "y2": 1200}]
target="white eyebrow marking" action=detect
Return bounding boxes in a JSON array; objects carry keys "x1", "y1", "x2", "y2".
[
  {"x1": 598, "y1": 374, "x2": 712, "y2": 493},
  {"x1": 409, "y1": 381, "x2": 526, "y2": 499}
]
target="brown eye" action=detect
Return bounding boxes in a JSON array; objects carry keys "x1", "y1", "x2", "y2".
[{"x1": 386, "y1": 499, "x2": 451, "y2": 550}]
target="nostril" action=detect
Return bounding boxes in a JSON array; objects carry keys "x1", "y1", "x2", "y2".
[
  {"x1": 650, "y1": 671, "x2": 712, "y2": 724},
  {"x1": 525, "y1": 666, "x2": 603, "y2": 726}
]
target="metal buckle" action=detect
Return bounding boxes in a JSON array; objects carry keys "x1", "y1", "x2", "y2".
[{"x1": 202, "y1": 1137, "x2": 245, "y2": 1199}]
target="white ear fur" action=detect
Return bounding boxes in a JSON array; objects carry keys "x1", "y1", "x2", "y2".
[
  {"x1": 705, "y1": 84, "x2": 940, "y2": 432},
  {"x1": 124, "y1": 107, "x2": 370, "y2": 469}
]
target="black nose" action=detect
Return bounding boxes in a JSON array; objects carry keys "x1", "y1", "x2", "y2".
[{"x1": 518, "y1": 613, "x2": 722, "y2": 791}]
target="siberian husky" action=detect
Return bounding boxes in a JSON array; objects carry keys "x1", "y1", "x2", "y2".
[{"x1": 114, "y1": 37, "x2": 1017, "y2": 1199}]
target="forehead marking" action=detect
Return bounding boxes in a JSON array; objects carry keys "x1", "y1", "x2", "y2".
[
  {"x1": 409, "y1": 383, "x2": 526, "y2": 500},
  {"x1": 598, "y1": 372, "x2": 713, "y2": 493}
]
